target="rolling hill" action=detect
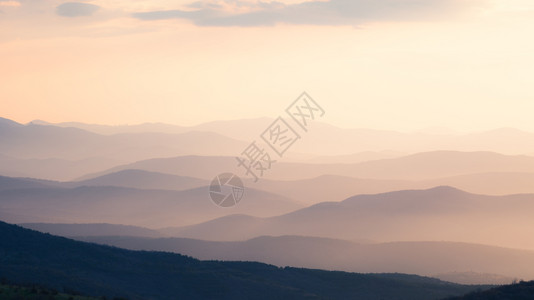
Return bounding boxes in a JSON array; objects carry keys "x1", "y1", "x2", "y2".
[
  {"x1": 0, "y1": 118, "x2": 248, "y2": 180},
  {"x1": 0, "y1": 221, "x2": 486, "y2": 300},
  {"x1": 161, "y1": 187, "x2": 534, "y2": 249},
  {"x1": 76, "y1": 169, "x2": 208, "y2": 191},
  {"x1": 0, "y1": 175, "x2": 64, "y2": 191},
  {"x1": 79, "y1": 151, "x2": 534, "y2": 182},
  {"x1": 74, "y1": 169, "x2": 534, "y2": 205},
  {"x1": 36, "y1": 118, "x2": 534, "y2": 156},
  {"x1": 0, "y1": 185, "x2": 301, "y2": 228},
  {"x1": 0, "y1": 154, "x2": 126, "y2": 182},
  {"x1": 71, "y1": 235, "x2": 534, "y2": 283},
  {"x1": 445, "y1": 280, "x2": 534, "y2": 300},
  {"x1": 21, "y1": 223, "x2": 163, "y2": 238}
]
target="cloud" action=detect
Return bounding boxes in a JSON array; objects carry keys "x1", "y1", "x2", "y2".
[
  {"x1": 56, "y1": 2, "x2": 100, "y2": 17},
  {"x1": 132, "y1": 0, "x2": 480, "y2": 26},
  {"x1": 0, "y1": 1, "x2": 20, "y2": 7}
]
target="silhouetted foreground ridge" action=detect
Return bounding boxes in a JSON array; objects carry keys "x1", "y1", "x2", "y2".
[
  {"x1": 0, "y1": 221, "x2": 488, "y2": 300},
  {"x1": 445, "y1": 281, "x2": 534, "y2": 300}
]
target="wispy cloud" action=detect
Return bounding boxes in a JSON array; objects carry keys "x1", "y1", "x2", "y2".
[
  {"x1": 132, "y1": 0, "x2": 480, "y2": 26},
  {"x1": 56, "y1": 2, "x2": 100, "y2": 17}
]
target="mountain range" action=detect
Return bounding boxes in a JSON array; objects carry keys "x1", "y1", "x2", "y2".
[
  {"x1": 67, "y1": 235, "x2": 532, "y2": 284},
  {"x1": 29, "y1": 117, "x2": 534, "y2": 155},
  {"x1": 0, "y1": 182, "x2": 301, "y2": 227},
  {"x1": 6, "y1": 116, "x2": 534, "y2": 182},
  {"x1": 79, "y1": 151, "x2": 534, "y2": 182},
  {"x1": 0, "y1": 221, "x2": 486, "y2": 300},
  {"x1": 4, "y1": 116, "x2": 534, "y2": 292},
  {"x1": 160, "y1": 186, "x2": 534, "y2": 250}
]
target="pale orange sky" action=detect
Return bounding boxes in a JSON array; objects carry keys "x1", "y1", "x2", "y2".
[{"x1": 1, "y1": 0, "x2": 533, "y2": 132}]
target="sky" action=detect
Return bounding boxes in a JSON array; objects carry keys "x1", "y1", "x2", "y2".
[{"x1": 1, "y1": 0, "x2": 534, "y2": 132}]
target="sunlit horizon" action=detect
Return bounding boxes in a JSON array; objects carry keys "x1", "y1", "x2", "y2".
[{"x1": 2, "y1": 0, "x2": 534, "y2": 132}]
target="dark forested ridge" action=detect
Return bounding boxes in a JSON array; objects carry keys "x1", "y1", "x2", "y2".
[
  {"x1": 0, "y1": 221, "x2": 490, "y2": 300},
  {"x1": 444, "y1": 281, "x2": 534, "y2": 300},
  {"x1": 0, "y1": 281, "x2": 99, "y2": 300}
]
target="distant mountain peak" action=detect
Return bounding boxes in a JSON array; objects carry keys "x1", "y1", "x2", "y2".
[
  {"x1": 27, "y1": 119, "x2": 51, "y2": 125},
  {"x1": 341, "y1": 185, "x2": 471, "y2": 205},
  {"x1": 0, "y1": 117, "x2": 22, "y2": 127}
]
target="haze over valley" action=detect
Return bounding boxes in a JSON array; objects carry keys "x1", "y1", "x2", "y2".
[{"x1": 3, "y1": 0, "x2": 534, "y2": 297}]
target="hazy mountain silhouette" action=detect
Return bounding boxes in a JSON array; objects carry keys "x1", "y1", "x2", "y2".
[
  {"x1": 78, "y1": 171, "x2": 413, "y2": 204},
  {"x1": 31, "y1": 119, "x2": 189, "y2": 135},
  {"x1": 77, "y1": 155, "x2": 238, "y2": 181},
  {"x1": 306, "y1": 150, "x2": 406, "y2": 164},
  {"x1": 10, "y1": 167, "x2": 534, "y2": 209},
  {"x1": 297, "y1": 123, "x2": 534, "y2": 156},
  {"x1": 34, "y1": 117, "x2": 534, "y2": 155},
  {"x1": 433, "y1": 272, "x2": 518, "y2": 285},
  {"x1": 76, "y1": 170, "x2": 534, "y2": 205},
  {"x1": 0, "y1": 155, "x2": 126, "y2": 181},
  {"x1": 0, "y1": 117, "x2": 247, "y2": 166},
  {"x1": 0, "y1": 171, "x2": 208, "y2": 192},
  {"x1": 444, "y1": 280, "x2": 534, "y2": 300},
  {"x1": 0, "y1": 185, "x2": 301, "y2": 227},
  {"x1": 76, "y1": 169, "x2": 208, "y2": 191},
  {"x1": 0, "y1": 118, "x2": 109, "y2": 160},
  {"x1": 422, "y1": 172, "x2": 534, "y2": 195},
  {"x1": 73, "y1": 235, "x2": 534, "y2": 283},
  {"x1": 0, "y1": 221, "x2": 485, "y2": 300},
  {"x1": 162, "y1": 187, "x2": 534, "y2": 249},
  {"x1": 256, "y1": 172, "x2": 534, "y2": 204},
  {"x1": 6, "y1": 116, "x2": 534, "y2": 297},
  {"x1": 80, "y1": 151, "x2": 534, "y2": 182},
  {"x1": 252, "y1": 175, "x2": 414, "y2": 204},
  {"x1": 0, "y1": 175, "x2": 65, "y2": 191},
  {"x1": 0, "y1": 117, "x2": 20, "y2": 126},
  {"x1": 7, "y1": 174, "x2": 534, "y2": 249},
  {"x1": 21, "y1": 223, "x2": 163, "y2": 238}
]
